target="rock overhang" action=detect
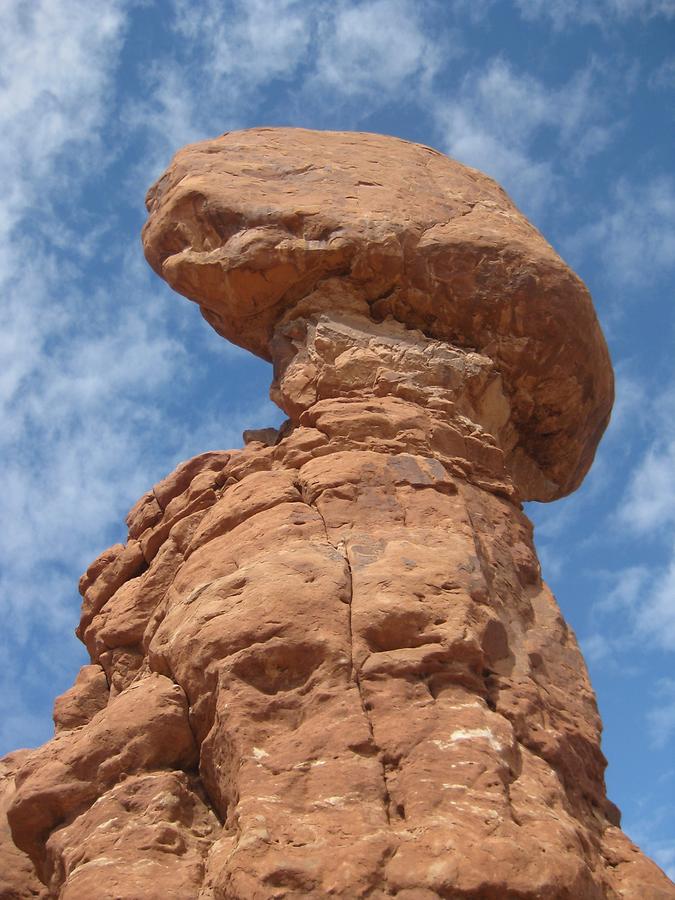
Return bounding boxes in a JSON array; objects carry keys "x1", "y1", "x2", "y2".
[{"x1": 142, "y1": 126, "x2": 614, "y2": 502}]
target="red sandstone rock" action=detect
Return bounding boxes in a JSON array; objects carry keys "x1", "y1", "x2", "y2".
[
  {"x1": 0, "y1": 751, "x2": 46, "y2": 899},
  {"x1": 1, "y1": 128, "x2": 672, "y2": 899},
  {"x1": 142, "y1": 128, "x2": 613, "y2": 503},
  {"x1": 52, "y1": 665, "x2": 109, "y2": 733}
]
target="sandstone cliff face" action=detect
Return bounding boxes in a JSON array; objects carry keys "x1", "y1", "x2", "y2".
[{"x1": 2, "y1": 129, "x2": 673, "y2": 899}]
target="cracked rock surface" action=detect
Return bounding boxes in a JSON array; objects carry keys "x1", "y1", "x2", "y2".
[{"x1": 2, "y1": 128, "x2": 674, "y2": 898}]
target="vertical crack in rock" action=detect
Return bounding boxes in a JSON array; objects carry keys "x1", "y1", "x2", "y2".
[
  {"x1": 164, "y1": 671, "x2": 223, "y2": 819},
  {"x1": 343, "y1": 542, "x2": 394, "y2": 829},
  {"x1": 307, "y1": 494, "x2": 394, "y2": 828}
]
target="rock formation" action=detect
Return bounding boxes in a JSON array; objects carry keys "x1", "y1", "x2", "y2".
[{"x1": 2, "y1": 127, "x2": 674, "y2": 899}]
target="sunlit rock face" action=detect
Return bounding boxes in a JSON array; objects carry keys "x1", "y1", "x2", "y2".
[
  {"x1": 2, "y1": 128, "x2": 674, "y2": 899},
  {"x1": 143, "y1": 128, "x2": 614, "y2": 504}
]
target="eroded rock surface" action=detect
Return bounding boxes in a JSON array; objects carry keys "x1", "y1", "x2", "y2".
[
  {"x1": 2, "y1": 128, "x2": 673, "y2": 898},
  {"x1": 142, "y1": 127, "x2": 614, "y2": 503}
]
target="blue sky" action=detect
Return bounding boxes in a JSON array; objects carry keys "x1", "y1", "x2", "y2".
[{"x1": 1, "y1": 0, "x2": 674, "y2": 877}]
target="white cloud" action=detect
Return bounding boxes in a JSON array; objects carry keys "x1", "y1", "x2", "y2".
[
  {"x1": 620, "y1": 440, "x2": 675, "y2": 534},
  {"x1": 136, "y1": 0, "x2": 313, "y2": 183},
  {"x1": 605, "y1": 368, "x2": 650, "y2": 439},
  {"x1": 130, "y1": 0, "x2": 446, "y2": 166},
  {"x1": 433, "y1": 58, "x2": 610, "y2": 214},
  {"x1": 600, "y1": 565, "x2": 651, "y2": 611},
  {"x1": 649, "y1": 57, "x2": 675, "y2": 90},
  {"x1": 0, "y1": 0, "x2": 133, "y2": 750},
  {"x1": 515, "y1": 0, "x2": 675, "y2": 29},
  {"x1": 625, "y1": 803, "x2": 675, "y2": 881},
  {"x1": 654, "y1": 841, "x2": 675, "y2": 882},
  {"x1": 450, "y1": 0, "x2": 499, "y2": 21},
  {"x1": 121, "y1": 62, "x2": 210, "y2": 190},
  {"x1": 615, "y1": 375, "x2": 675, "y2": 535},
  {"x1": 581, "y1": 632, "x2": 615, "y2": 664},
  {"x1": 438, "y1": 101, "x2": 555, "y2": 212},
  {"x1": 172, "y1": 0, "x2": 312, "y2": 85},
  {"x1": 566, "y1": 176, "x2": 675, "y2": 286},
  {"x1": 581, "y1": 373, "x2": 675, "y2": 658},
  {"x1": 637, "y1": 555, "x2": 675, "y2": 651},
  {"x1": 0, "y1": 0, "x2": 127, "y2": 236},
  {"x1": 590, "y1": 550, "x2": 675, "y2": 654},
  {"x1": 127, "y1": 0, "x2": 314, "y2": 181},
  {"x1": 648, "y1": 678, "x2": 675, "y2": 748},
  {"x1": 0, "y1": 0, "x2": 286, "y2": 755},
  {"x1": 315, "y1": 0, "x2": 441, "y2": 96}
]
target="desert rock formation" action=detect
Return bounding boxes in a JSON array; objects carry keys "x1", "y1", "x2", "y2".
[{"x1": 2, "y1": 128, "x2": 674, "y2": 899}]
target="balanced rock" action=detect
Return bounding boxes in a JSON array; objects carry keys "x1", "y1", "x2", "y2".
[
  {"x1": 1, "y1": 128, "x2": 673, "y2": 899},
  {"x1": 143, "y1": 127, "x2": 613, "y2": 502}
]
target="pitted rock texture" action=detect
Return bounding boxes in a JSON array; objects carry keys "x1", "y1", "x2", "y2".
[{"x1": 2, "y1": 128, "x2": 673, "y2": 899}]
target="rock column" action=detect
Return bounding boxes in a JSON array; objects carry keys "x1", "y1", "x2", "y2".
[
  {"x1": 190, "y1": 308, "x2": 615, "y2": 897},
  {"x1": 2, "y1": 127, "x2": 674, "y2": 899}
]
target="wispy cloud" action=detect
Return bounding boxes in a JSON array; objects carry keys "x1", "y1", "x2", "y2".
[
  {"x1": 614, "y1": 373, "x2": 675, "y2": 535},
  {"x1": 314, "y1": 0, "x2": 442, "y2": 98},
  {"x1": 0, "y1": 0, "x2": 127, "y2": 236},
  {"x1": 598, "y1": 565, "x2": 651, "y2": 612},
  {"x1": 649, "y1": 56, "x2": 675, "y2": 90},
  {"x1": 0, "y1": 0, "x2": 286, "y2": 754},
  {"x1": 584, "y1": 374, "x2": 675, "y2": 657},
  {"x1": 129, "y1": 0, "x2": 445, "y2": 166},
  {"x1": 634, "y1": 552, "x2": 675, "y2": 652},
  {"x1": 648, "y1": 679, "x2": 675, "y2": 749},
  {"x1": 515, "y1": 0, "x2": 675, "y2": 29},
  {"x1": 433, "y1": 58, "x2": 612, "y2": 215},
  {"x1": 625, "y1": 801, "x2": 675, "y2": 881},
  {"x1": 0, "y1": 0, "x2": 132, "y2": 748},
  {"x1": 581, "y1": 632, "x2": 617, "y2": 665},
  {"x1": 532, "y1": 365, "x2": 675, "y2": 673},
  {"x1": 173, "y1": 0, "x2": 312, "y2": 86},
  {"x1": 565, "y1": 176, "x2": 675, "y2": 286},
  {"x1": 125, "y1": 0, "x2": 315, "y2": 180},
  {"x1": 620, "y1": 439, "x2": 675, "y2": 534},
  {"x1": 578, "y1": 559, "x2": 675, "y2": 663}
]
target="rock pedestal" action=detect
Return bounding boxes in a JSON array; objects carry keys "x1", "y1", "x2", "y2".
[{"x1": 1, "y1": 129, "x2": 673, "y2": 898}]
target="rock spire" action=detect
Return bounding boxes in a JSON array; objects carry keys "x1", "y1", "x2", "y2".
[{"x1": 1, "y1": 128, "x2": 673, "y2": 899}]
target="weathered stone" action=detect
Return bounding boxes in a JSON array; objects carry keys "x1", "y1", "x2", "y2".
[
  {"x1": 2, "y1": 128, "x2": 672, "y2": 899},
  {"x1": 45, "y1": 771, "x2": 218, "y2": 899},
  {"x1": 52, "y1": 665, "x2": 109, "y2": 733},
  {"x1": 242, "y1": 426, "x2": 279, "y2": 446},
  {"x1": 7, "y1": 673, "x2": 196, "y2": 881},
  {"x1": 76, "y1": 539, "x2": 146, "y2": 637},
  {"x1": 125, "y1": 490, "x2": 163, "y2": 539},
  {"x1": 152, "y1": 450, "x2": 230, "y2": 510},
  {"x1": 0, "y1": 751, "x2": 45, "y2": 899},
  {"x1": 143, "y1": 127, "x2": 613, "y2": 502}
]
